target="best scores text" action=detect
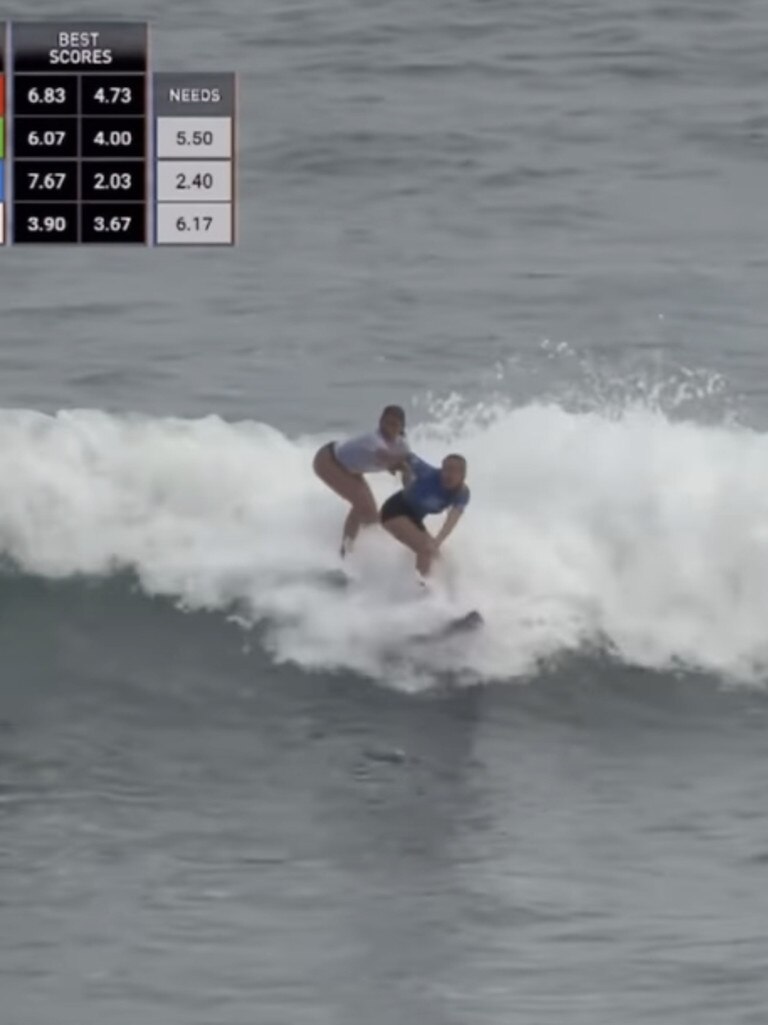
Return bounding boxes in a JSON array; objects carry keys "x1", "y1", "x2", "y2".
[{"x1": 48, "y1": 32, "x2": 115, "y2": 65}]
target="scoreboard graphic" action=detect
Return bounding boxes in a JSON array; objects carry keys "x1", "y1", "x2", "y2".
[{"x1": 0, "y1": 21, "x2": 236, "y2": 245}]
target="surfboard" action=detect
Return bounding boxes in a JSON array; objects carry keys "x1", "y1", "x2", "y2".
[
  {"x1": 410, "y1": 609, "x2": 483, "y2": 642},
  {"x1": 442, "y1": 609, "x2": 484, "y2": 635}
]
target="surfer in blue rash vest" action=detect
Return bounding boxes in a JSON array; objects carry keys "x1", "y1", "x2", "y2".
[
  {"x1": 312, "y1": 405, "x2": 410, "y2": 557},
  {"x1": 380, "y1": 452, "x2": 470, "y2": 582}
]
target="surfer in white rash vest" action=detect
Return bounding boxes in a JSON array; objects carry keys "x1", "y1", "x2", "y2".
[{"x1": 312, "y1": 405, "x2": 410, "y2": 557}]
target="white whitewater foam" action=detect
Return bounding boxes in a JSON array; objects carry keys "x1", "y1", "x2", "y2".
[{"x1": 1, "y1": 401, "x2": 768, "y2": 686}]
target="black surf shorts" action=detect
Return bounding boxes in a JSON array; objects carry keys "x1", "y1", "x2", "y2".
[{"x1": 380, "y1": 491, "x2": 425, "y2": 531}]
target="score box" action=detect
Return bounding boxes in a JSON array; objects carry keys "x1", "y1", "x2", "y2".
[
  {"x1": 154, "y1": 72, "x2": 235, "y2": 245},
  {"x1": 156, "y1": 117, "x2": 231, "y2": 159},
  {"x1": 0, "y1": 23, "x2": 5, "y2": 244},
  {"x1": 11, "y1": 22, "x2": 148, "y2": 245},
  {"x1": 156, "y1": 203, "x2": 232, "y2": 245},
  {"x1": 11, "y1": 22, "x2": 147, "y2": 73},
  {"x1": 156, "y1": 160, "x2": 231, "y2": 202}
]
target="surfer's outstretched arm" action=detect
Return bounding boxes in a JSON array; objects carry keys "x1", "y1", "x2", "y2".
[
  {"x1": 434, "y1": 505, "x2": 465, "y2": 549},
  {"x1": 399, "y1": 462, "x2": 414, "y2": 486}
]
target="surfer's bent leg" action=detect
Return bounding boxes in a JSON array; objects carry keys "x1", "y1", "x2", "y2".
[
  {"x1": 380, "y1": 492, "x2": 434, "y2": 576},
  {"x1": 341, "y1": 491, "x2": 378, "y2": 552},
  {"x1": 313, "y1": 442, "x2": 378, "y2": 554}
]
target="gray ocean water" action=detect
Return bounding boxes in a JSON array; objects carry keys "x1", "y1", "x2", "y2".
[{"x1": 3, "y1": 0, "x2": 768, "y2": 1023}]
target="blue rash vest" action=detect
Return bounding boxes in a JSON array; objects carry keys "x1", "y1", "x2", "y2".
[{"x1": 402, "y1": 454, "x2": 470, "y2": 518}]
